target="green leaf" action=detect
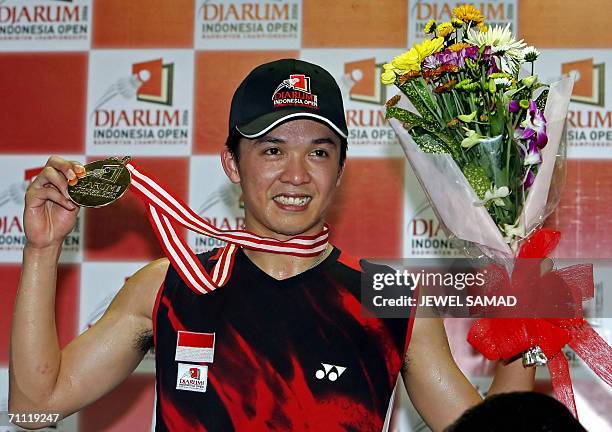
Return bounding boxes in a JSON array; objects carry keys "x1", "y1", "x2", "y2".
[
  {"x1": 535, "y1": 89, "x2": 549, "y2": 112},
  {"x1": 489, "y1": 97, "x2": 506, "y2": 136},
  {"x1": 410, "y1": 127, "x2": 453, "y2": 154},
  {"x1": 398, "y1": 79, "x2": 439, "y2": 125},
  {"x1": 462, "y1": 163, "x2": 491, "y2": 199},
  {"x1": 458, "y1": 111, "x2": 477, "y2": 122},
  {"x1": 385, "y1": 106, "x2": 438, "y2": 132},
  {"x1": 433, "y1": 128, "x2": 462, "y2": 159}
]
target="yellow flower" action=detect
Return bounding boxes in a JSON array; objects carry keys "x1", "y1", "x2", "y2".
[
  {"x1": 381, "y1": 69, "x2": 396, "y2": 85},
  {"x1": 478, "y1": 22, "x2": 488, "y2": 32},
  {"x1": 391, "y1": 47, "x2": 421, "y2": 72},
  {"x1": 448, "y1": 42, "x2": 471, "y2": 52},
  {"x1": 424, "y1": 19, "x2": 436, "y2": 34},
  {"x1": 414, "y1": 37, "x2": 445, "y2": 60},
  {"x1": 452, "y1": 18, "x2": 464, "y2": 28},
  {"x1": 453, "y1": 4, "x2": 484, "y2": 24},
  {"x1": 436, "y1": 22, "x2": 455, "y2": 38}
]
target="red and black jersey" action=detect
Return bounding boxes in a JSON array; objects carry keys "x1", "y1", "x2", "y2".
[{"x1": 153, "y1": 246, "x2": 416, "y2": 431}]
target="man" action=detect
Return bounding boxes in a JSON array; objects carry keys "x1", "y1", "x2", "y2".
[
  {"x1": 9, "y1": 59, "x2": 533, "y2": 431},
  {"x1": 445, "y1": 391, "x2": 587, "y2": 432}
]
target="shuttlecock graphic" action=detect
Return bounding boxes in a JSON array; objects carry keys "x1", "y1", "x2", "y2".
[
  {"x1": 197, "y1": 184, "x2": 243, "y2": 215},
  {"x1": 0, "y1": 181, "x2": 28, "y2": 207},
  {"x1": 93, "y1": 69, "x2": 151, "y2": 112}
]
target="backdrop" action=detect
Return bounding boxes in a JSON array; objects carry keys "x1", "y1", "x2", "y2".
[{"x1": 1, "y1": 1, "x2": 611, "y2": 431}]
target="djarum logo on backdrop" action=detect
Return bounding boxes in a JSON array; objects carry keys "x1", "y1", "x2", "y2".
[
  {"x1": 563, "y1": 58, "x2": 605, "y2": 107},
  {"x1": 562, "y1": 58, "x2": 611, "y2": 152},
  {"x1": 0, "y1": 166, "x2": 80, "y2": 254},
  {"x1": 196, "y1": 0, "x2": 300, "y2": 47},
  {"x1": 340, "y1": 58, "x2": 397, "y2": 146},
  {"x1": 408, "y1": 1, "x2": 517, "y2": 44},
  {"x1": 192, "y1": 184, "x2": 245, "y2": 253},
  {"x1": 91, "y1": 58, "x2": 190, "y2": 147},
  {"x1": 405, "y1": 199, "x2": 468, "y2": 257},
  {"x1": 0, "y1": 0, "x2": 90, "y2": 42}
]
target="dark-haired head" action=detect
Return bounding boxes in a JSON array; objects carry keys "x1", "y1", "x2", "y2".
[{"x1": 445, "y1": 392, "x2": 587, "y2": 432}]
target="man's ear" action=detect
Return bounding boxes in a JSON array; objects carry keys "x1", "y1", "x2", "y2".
[
  {"x1": 335, "y1": 160, "x2": 346, "y2": 187},
  {"x1": 221, "y1": 149, "x2": 241, "y2": 184}
]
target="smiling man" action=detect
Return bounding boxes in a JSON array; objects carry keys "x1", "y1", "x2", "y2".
[{"x1": 10, "y1": 59, "x2": 533, "y2": 432}]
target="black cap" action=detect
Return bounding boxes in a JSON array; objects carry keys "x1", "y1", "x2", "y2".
[{"x1": 229, "y1": 58, "x2": 348, "y2": 139}]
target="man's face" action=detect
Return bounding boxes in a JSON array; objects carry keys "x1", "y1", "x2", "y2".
[{"x1": 222, "y1": 119, "x2": 344, "y2": 239}]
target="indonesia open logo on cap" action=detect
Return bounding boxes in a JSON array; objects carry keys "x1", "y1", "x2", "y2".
[{"x1": 272, "y1": 74, "x2": 319, "y2": 109}]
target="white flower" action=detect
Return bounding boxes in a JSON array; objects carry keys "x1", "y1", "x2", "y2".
[
  {"x1": 502, "y1": 220, "x2": 525, "y2": 243},
  {"x1": 466, "y1": 23, "x2": 526, "y2": 73},
  {"x1": 493, "y1": 77, "x2": 512, "y2": 87},
  {"x1": 474, "y1": 186, "x2": 510, "y2": 207},
  {"x1": 466, "y1": 23, "x2": 526, "y2": 54},
  {"x1": 522, "y1": 46, "x2": 540, "y2": 62}
]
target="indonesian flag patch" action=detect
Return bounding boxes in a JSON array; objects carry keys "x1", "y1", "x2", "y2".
[{"x1": 175, "y1": 330, "x2": 215, "y2": 363}]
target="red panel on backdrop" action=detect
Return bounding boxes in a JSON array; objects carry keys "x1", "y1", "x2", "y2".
[
  {"x1": 546, "y1": 160, "x2": 612, "y2": 259},
  {"x1": 327, "y1": 157, "x2": 404, "y2": 259},
  {"x1": 79, "y1": 374, "x2": 156, "y2": 432},
  {"x1": 193, "y1": 50, "x2": 299, "y2": 154},
  {"x1": 0, "y1": 264, "x2": 79, "y2": 366},
  {"x1": 92, "y1": 0, "x2": 195, "y2": 48},
  {"x1": 85, "y1": 157, "x2": 189, "y2": 261},
  {"x1": 302, "y1": 0, "x2": 408, "y2": 48},
  {"x1": 519, "y1": 0, "x2": 612, "y2": 48},
  {"x1": 0, "y1": 53, "x2": 87, "y2": 154}
]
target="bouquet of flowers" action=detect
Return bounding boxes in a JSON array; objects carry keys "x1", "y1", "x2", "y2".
[
  {"x1": 381, "y1": 4, "x2": 572, "y2": 259},
  {"x1": 381, "y1": 4, "x2": 611, "y2": 417}
]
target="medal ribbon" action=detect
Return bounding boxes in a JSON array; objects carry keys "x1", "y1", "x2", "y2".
[{"x1": 124, "y1": 162, "x2": 329, "y2": 294}]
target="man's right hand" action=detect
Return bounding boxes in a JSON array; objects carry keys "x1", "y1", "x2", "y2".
[{"x1": 23, "y1": 156, "x2": 85, "y2": 249}]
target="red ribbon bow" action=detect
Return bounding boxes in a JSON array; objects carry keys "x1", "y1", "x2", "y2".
[{"x1": 467, "y1": 228, "x2": 612, "y2": 418}]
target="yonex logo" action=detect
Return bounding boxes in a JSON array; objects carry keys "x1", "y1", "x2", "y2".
[{"x1": 315, "y1": 363, "x2": 346, "y2": 382}]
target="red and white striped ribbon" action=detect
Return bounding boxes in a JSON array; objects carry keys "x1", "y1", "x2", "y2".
[{"x1": 125, "y1": 162, "x2": 330, "y2": 294}]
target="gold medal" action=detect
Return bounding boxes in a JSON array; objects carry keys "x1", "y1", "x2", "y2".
[{"x1": 67, "y1": 156, "x2": 132, "y2": 208}]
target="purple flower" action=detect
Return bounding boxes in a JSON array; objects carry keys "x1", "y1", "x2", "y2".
[
  {"x1": 435, "y1": 46, "x2": 480, "y2": 69},
  {"x1": 518, "y1": 139, "x2": 542, "y2": 166},
  {"x1": 523, "y1": 100, "x2": 548, "y2": 148},
  {"x1": 515, "y1": 100, "x2": 548, "y2": 149},
  {"x1": 514, "y1": 126, "x2": 535, "y2": 141},
  {"x1": 523, "y1": 168, "x2": 536, "y2": 189},
  {"x1": 454, "y1": 46, "x2": 479, "y2": 68},
  {"x1": 422, "y1": 54, "x2": 441, "y2": 69},
  {"x1": 509, "y1": 100, "x2": 520, "y2": 113},
  {"x1": 463, "y1": 46, "x2": 479, "y2": 60},
  {"x1": 475, "y1": 46, "x2": 500, "y2": 74},
  {"x1": 436, "y1": 49, "x2": 460, "y2": 66},
  {"x1": 487, "y1": 57, "x2": 501, "y2": 75}
]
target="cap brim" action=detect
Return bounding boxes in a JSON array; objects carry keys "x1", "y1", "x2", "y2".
[{"x1": 235, "y1": 109, "x2": 348, "y2": 139}]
